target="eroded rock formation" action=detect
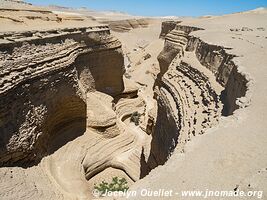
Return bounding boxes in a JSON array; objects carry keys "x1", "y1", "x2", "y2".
[
  {"x1": 159, "y1": 20, "x2": 181, "y2": 38},
  {"x1": 0, "y1": 26, "x2": 124, "y2": 166},
  {"x1": 0, "y1": 16, "x2": 251, "y2": 199},
  {"x1": 147, "y1": 22, "x2": 249, "y2": 167},
  {"x1": 103, "y1": 19, "x2": 149, "y2": 32},
  {"x1": 0, "y1": 22, "x2": 157, "y2": 199},
  {"x1": 186, "y1": 36, "x2": 248, "y2": 115}
]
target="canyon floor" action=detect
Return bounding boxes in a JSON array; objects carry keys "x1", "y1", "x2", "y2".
[{"x1": 0, "y1": 1, "x2": 267, "y2": 200}]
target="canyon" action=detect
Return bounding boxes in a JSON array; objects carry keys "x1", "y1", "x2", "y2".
[{"x1": 0, "y1": 1, "x2": 267, "y2": 200}]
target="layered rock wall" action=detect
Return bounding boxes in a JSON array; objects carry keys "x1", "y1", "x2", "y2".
[
  {"x1": 148, "y1": 22, "x2": 249, "y2": 166},
  {"x1": 159, "y1": 20, "x2": 181, "y2": 38},
  {"x1": 0, "y1": 26, "x2": 124, "y2": 166},
  {"x1": 186, "y1": 36, "x2": 248, "y2": 115},
  {"x1": 104, "y1": 19, "x2": 149, "y2": 32}
]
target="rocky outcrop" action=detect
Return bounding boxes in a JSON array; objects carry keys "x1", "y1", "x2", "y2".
[
  {"x1": 157, "y1": 29, "x2": 188, "y2": 76},
  {"x1": 0, "y1": 17, "x2": 252, "y2": 199},
  {"x1": 0, "y1": 24, "x2": 154, "y2": 198},
  {"x1": 83, "y1": 94, "x2": 151, "y2": 182},
  {"x1": 159, "y1": 20, "x2": 181, "y2": 38},
  {"x1": 175, "y1": 24, "x2": 204, "y2": 34},
  {"x1": 104, "y1": 19, "x2": 149, "y2": 32},
  {"x1": 0, "y1": 25, "x2": 124, "y2": 166},
  {"x1": 0, "y1": 7, "x2": 62, "y2": 23},
  {"x1": 186, "y1": 36, "x2": 248, "y2": 115},
  {"x1": 148, "y1": 22, "x2": 249, "y2": 166}
]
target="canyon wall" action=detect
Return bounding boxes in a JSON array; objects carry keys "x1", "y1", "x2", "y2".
[
  {"x1": 148, "y1": 22, "x2": 249, "y2": 166},
  {"x1": 159, "y1": 21, "x2": 181, "y2": 38},
  {"x1": 103, "y1": 19, "x2": 150, "y2": 32},
  {"x1": 186, "y1": 36, "x2": 248, "y2": 115},
  {"x1": 0, "y1": 18, "x2": 251, "y2": 195},
  {"x1": 0, "y1": 26, "x2": 124, "y2": 166}
]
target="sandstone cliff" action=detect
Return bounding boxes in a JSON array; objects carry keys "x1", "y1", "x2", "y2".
[
  {"x1": 159, "y1": 20, "x2": 181, "y2": 38},
  {"x1": 148, "y1": 22, "x2": 249, "y2": 166},
  {"x1": 186, "y1": 36, "x2": 248, "y2": 115},
  {"x1": 0, "y1": 26, "x2": 124, "y2": 166},
  {"x1": 104, "y1": 19, "x2": 150, "y2": 32},
  {"x1": 0, "y1": 9, "x2": 258, "y2": 199}
]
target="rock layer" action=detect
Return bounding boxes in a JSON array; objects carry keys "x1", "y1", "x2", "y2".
[
  {"x1": 0, "y1": 25, "x2": 124, "y2": 166},
  {"x1": 186, "y1": 36, "x2": 248, "y2": 115},
  {"x1": 148, "y1": 22, "x2": 249, "y2": 166},
  {"x1": 159, "y1": 20, "x2": 181, "y2": 38},
  {"x1": 0, "y1": 16, "x2": 253, "y2": 200},
  {"x1": 104, "y1": 19, "x2": 149, "y2": 32}
]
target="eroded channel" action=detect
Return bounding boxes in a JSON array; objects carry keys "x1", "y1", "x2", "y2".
[{"x1": 0, "y1": 21, "x2": 249, "y2": 200}]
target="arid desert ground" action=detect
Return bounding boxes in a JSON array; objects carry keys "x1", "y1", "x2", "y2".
[{"x1": 0, "y1": 0, "x2": 266, "y2": 199}]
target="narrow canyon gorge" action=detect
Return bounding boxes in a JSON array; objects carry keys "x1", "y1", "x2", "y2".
[{"x1": 0, "y1": 2, "x2": 266, "y2": 200}]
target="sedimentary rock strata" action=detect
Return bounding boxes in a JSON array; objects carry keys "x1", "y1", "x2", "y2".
[
  {"x1": 0, "y1": 22, "x2": 153, "y2": 199},
  {"x1": 147, "y1": 22, "x2": 249, "y2": 166},
  {"x1": 104, "y1": 19, "x2": 149, "y2": 32},
  {"x1": 186, "y1": 36, "x2": 248, "y2": 115},
  {"x1": 0, "y1": 25, "x2": 124, "y2": 166},
  {"x1": 0, "y1": 13, "x2": 252, "y2": 199},
  {"x1": 159, "y1": 20, "x2": 181, "y2": 38}
]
